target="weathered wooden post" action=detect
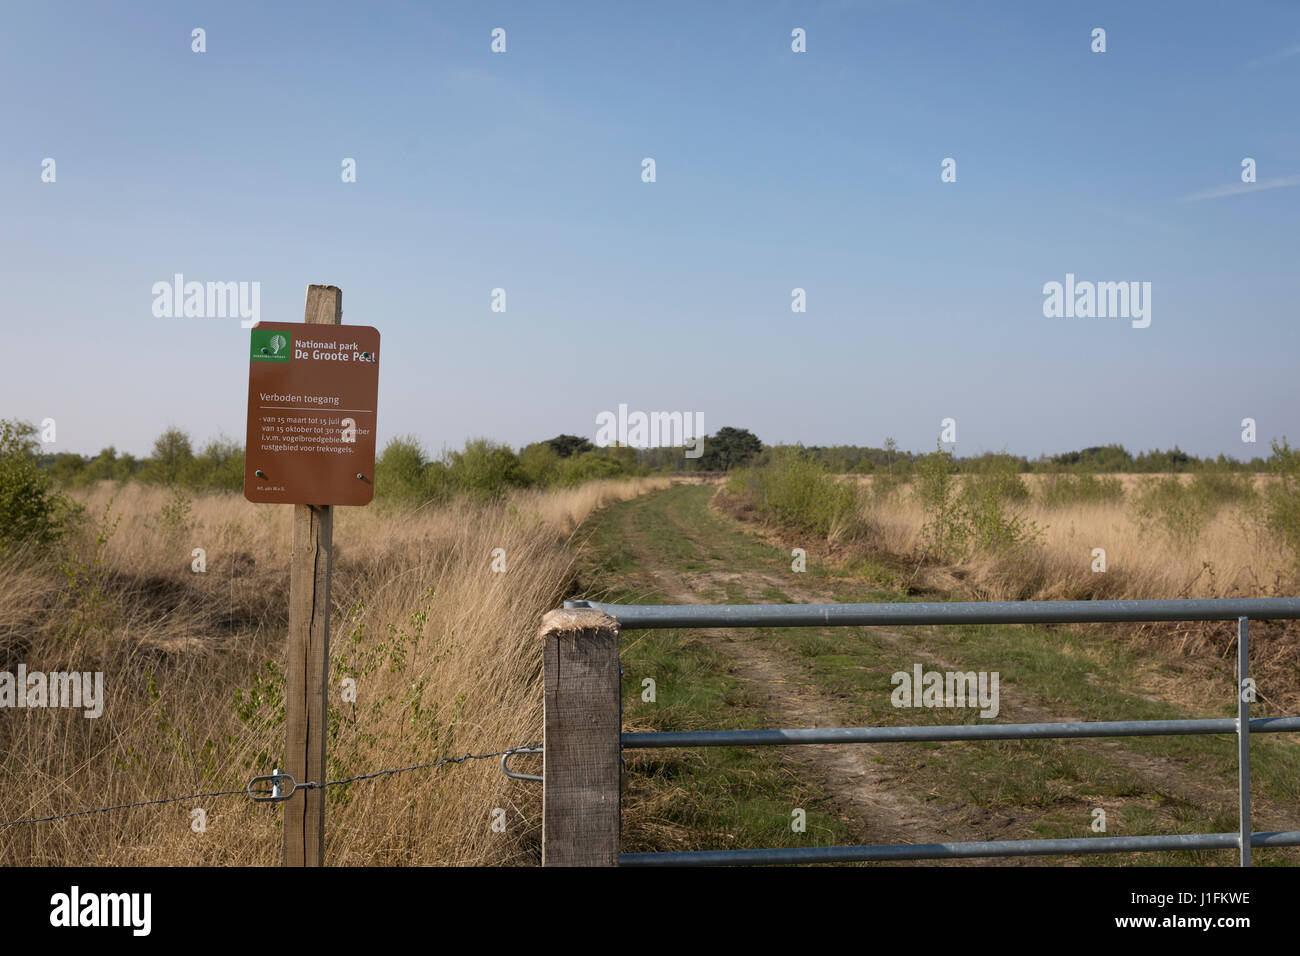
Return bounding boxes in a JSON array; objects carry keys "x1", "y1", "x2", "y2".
[
  {"x1": 283, "y1": 284, "x2": 341, "y2": 867},
  {"x1": 539, "y1": 608, "x2": 621, "y2": 866}
]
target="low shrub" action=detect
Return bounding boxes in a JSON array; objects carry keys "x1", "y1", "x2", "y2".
[
  {"x1": 915, "y1": 445, "x2": 1039, "y2": 561},
  {"x1": 1037, "y1": 471, "x2": 1125, "y2": 507},
  {"x1": 727, "y1": 450, "x2": 868, "y2": 540},
  {"x1": 0, "y1": 419, "x2": 79, "y2": 549},
  {"x1": 1263, "y1": 438, "x2": 1300, "y2": 569}
]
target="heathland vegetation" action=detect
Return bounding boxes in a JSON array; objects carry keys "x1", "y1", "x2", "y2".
[
  {"x1": 33, "y1": 427, "x2": 653, "y2": 498},
  {"x1": 29, "y1": 424, "x2": 769, "y2": 499},
  {"x1": 3, "y1": 414, "x2": 1297, "y2": 864},
  {"x1": 1, "y1": 413, "x2": 674, "y2": 863},
  {"x1": 722, "y1": 439, "x2": 1300, "y2": 604}
]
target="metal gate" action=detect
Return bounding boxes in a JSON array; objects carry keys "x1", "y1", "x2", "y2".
[{"x1": 562, "y1": 597, "x2": 1300, "y2": 867}]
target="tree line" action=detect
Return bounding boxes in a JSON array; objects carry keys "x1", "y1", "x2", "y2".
[{"x1": 25, "y1": 423, "x2": 1279, "y2": 504}]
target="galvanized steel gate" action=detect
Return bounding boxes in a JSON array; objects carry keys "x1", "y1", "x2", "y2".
[{"x1": 555, "y1": 597, "x2": 1300, "y2": 866}]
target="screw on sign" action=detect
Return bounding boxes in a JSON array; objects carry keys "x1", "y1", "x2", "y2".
[{"x1": 244, "y1": 322, "x2": 380, "y2": 505}]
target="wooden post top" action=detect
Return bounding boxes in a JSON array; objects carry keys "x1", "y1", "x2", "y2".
[
  {"x1": 303, "y1": 284, "x2": 342, "y2": 325},
  {"x1": 537, "y1": 608, "x2": 619, "y2": 641}
]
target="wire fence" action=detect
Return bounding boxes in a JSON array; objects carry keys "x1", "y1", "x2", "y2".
[{"x1": 0, "y1": 744, "x2": 542, "y2": 831}]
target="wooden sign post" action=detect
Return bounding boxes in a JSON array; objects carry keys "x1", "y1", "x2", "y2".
[
  {"x1": 242, "y1": 284, "x2": 381, "y2": 867},
  {"x1": 284, "y1": 285, "x2": 340, "y2": 867}
]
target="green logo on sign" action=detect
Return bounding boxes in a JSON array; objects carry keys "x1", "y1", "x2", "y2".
[{"x1": 251, "y1": 329, "x2": 292, "y2": 362}]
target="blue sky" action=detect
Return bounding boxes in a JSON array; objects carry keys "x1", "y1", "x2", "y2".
[{"x1": 2, "y1": 1, "x2": 1297, "y2": 460}]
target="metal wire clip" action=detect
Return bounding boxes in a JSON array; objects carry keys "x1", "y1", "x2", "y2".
[
  {"x1": 248, "y1": 771, "x2": 298, "y2": 802},
  {"x1": 501, "y1": 746, "x2": 543, "y2": 782}
]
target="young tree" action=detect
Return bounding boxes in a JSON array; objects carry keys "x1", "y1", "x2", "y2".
[
  {"x1": 140, "y1": 427, "x2": 195, "y2": 485},
  {"x1": 0, "y1": 419, "x2": 75, "y2": 547}
]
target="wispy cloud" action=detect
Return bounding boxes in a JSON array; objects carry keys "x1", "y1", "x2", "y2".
[
  {"x1": 1180, "y1": 175, "x2": 1300, "y2": 202},
  {"x1": 1244, "y1": 42, "x2": 1300, "y2": 70}
]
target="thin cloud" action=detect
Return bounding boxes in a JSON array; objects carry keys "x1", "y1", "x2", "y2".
[
  {"x1": 1180, "y1": 175, "x2": 1300, "y2": 202},
  {"x1": 1244, "y1": 43, "x2": 1300, "y2": 70}
]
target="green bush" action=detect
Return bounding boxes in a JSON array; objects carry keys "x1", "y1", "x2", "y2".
[
  {"x1": 191, "y1": 435, "x2": 245, "y2": 491},
  {"x1": 915, "y1": 445, "x2": 966, "y2": 559},
  {"x1": 137, "y1": 427, "x2": 195, "y2": 485},
  {"x1": 557, "y1": 450, "x2": 628, "y2": 486},
  {"x1": 961, "y1": 457, "x2": 1038, "y2": 554},
  {"x1": 1037, "y1": 471, "x2": 1125, "y2": 507},
  {"x1": 1263, "y1": 438, "x2": 1300, "y2": 569},
  {"x1": 518, "y1": 442, "x2": 562, "y2": 486},
  {"x1": 443, "y1": 438, "x2": 525, "y2": 499},
  {"x1": 83, "y1": 447, "x2": 137, "y2": 484},
  {"x1": 727, "y1": 450, "x2": 867, "y2": 539},
  {"x1": 963, "y1": 456, "x2": 1031, "y2": 505},
  {"x1": 1131, "y1": 476, "x2": 1208, "y2": 547},
  {"x1": 45, "y1": 452, "x2": 92, "y2": 487},
  {"x1": 156, "y1": 484, "x2": 195, "y2": 544},
  {"x1": 1188, "y1": 470, "x2": 1257, "y2": 509},
  {"x1": 374, "y1": 436, "x2": 442, "y2": 502},
  {"x1": 0, "y1": 419, "x2": 78, "y2": 548},
  {"x1": 373, "y1": 435, "x2": 639, "y2": 502},
  {"x1": 915, "y1": 444, "x2": 1038, "y2": 560},
  {"x1": 1130, "y1": 469, "x2": 1254, "y2": 548}
]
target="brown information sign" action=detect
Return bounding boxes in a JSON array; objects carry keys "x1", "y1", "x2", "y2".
[{"x1": 243, "y1": 323, "x2": 380, "y2": 505}]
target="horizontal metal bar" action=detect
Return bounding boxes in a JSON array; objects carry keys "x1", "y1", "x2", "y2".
[
  {"x1": 565, "y1": 597, "x2": 1300, "y2": 629},
  {"x1": 619, "y1": 830, "x2": 1300, "y2": 866},
  {"x1": 622, "y1": 716, "x2": 1300, "y2": 748}
]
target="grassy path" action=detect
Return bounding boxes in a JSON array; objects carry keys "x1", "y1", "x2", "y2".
[{"x1": 575, "y1": 482, "x2": 1300, "y2": 866}]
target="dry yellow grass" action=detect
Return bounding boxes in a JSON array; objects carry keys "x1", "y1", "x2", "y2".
[
  {"x1": 0, "y1": 476, "x2": 670, "y2": 865},
  {"x1": 854, "y1": 475, "x2": 1291, "y2": 603},
  {"x1": 868, "y1": 496, "x2": 1290, "y2": 602},
  {"x1": 725, "y1": 470, "x2": 1299, "y2": 709}
]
